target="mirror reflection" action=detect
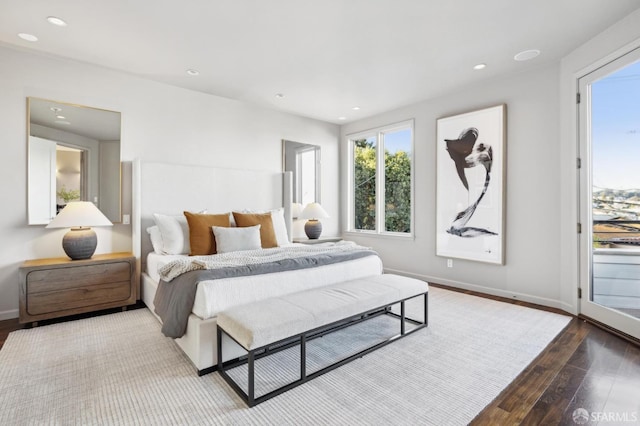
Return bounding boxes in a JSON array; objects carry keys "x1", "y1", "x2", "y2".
[
  {"x1": 28, "y1": 98, "x2": 121, "y2": 224},
  {"x1": 283, "y1": 140, "x2": 321, "y2": 206}
]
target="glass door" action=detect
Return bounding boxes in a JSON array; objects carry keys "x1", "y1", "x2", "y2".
[{"x1": 578, "y1": 47, "x2": 640, "y2": 340}]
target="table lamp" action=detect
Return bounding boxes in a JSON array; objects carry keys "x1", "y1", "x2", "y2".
[
  {"x1": 46, "y1": 201, "x2": 113, "y2": 260},
  {"x1": 299, "y1": 202, "x2": 329, "y2": 239}
]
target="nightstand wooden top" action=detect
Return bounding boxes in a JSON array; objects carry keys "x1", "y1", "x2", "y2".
[{"x1": 21, "y1": 252, "x2": 134, "y2": 268}]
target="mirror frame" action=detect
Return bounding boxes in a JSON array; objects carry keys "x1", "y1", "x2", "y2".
[{"x1": 27, "y1": 97, "x2": 122, "y2": 225}]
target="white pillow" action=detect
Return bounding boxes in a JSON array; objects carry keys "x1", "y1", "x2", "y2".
[
  {"x1": 152, "y1": 213, "x2": 191, "y2": 255},
  {"x1": 239, "y1": 208, "x2": 290, "y2": 246},
  {"x1": 212, "y1": 224, "x2": 262, "y2": 253},
  {"x1": 270, "y1": 208, "x2": 290, "y2": 246},
  {"x1": 146, "y1": 226, "x2": 163, "y2": 254}
]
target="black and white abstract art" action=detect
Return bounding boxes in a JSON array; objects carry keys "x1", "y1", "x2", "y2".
[{"x1": 436, "y1": 104, "x2": 506, "y2": 264}]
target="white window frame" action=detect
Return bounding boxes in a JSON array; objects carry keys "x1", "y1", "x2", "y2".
[{"x1": 346, "y1": 119, "x2": 414, "y2": 238}]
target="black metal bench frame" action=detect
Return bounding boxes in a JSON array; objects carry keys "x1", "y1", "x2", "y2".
[{"x1": 217, "y1": 291, "x2": 428, "y2": 407}]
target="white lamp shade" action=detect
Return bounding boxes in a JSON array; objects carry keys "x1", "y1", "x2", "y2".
[
  {"x1": 299, "y1": 202, "x2": 329, "y2": 220},
  {"x1": 46, "y1": 201, "x2": 113, "y2": 228}
]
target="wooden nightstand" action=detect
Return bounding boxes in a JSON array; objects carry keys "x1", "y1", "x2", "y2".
[
  {"x1": 293, "y1": 237, "x2": 343, "y2": 245},
  {"x1": 19, "y1": 252, "x2": 137, "y2": 325}
]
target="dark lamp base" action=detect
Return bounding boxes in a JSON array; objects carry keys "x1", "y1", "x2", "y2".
[
  {"x1": 304, "y1": 220, "x2": 323, "y2": 239},
  {"x1": 62, "y1": 227, "x2": 97, "y2": 260}
]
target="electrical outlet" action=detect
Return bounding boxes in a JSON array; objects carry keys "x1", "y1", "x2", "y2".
[
  {"x1": 447, "y1": 259, "x2": 453, "y2": 268},
  {"x1": 122, "y1": 214, "x2": 130, "y2": 225}
]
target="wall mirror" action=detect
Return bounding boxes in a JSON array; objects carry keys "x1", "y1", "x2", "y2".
[
  {"x1": 282, "y1": 140, "x2": 321, "y2": 207},
  {"x1": 28, "y1": 97, "x2": 122, "y2": 224}
]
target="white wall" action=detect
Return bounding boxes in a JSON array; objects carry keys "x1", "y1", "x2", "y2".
[
  {"x1": 0, "y1": 45, "x2": 339, "y2": 320},
  {"x1": 99, "y1": 140, "x2": 121, "y2": 221},
  {"x1": 341, "y1": 63, "x2": 564, "y2": 309}
]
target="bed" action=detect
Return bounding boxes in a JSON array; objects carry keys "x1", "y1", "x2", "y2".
[{"x1": 132, "y1": 160, "x2": 384, "y2": 373}]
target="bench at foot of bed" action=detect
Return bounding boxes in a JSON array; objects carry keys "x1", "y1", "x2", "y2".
[{"x1": 216, "y1": 274, "x2": 429, "y2": 407}]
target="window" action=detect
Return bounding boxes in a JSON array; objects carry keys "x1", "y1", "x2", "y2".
[{"x1": 348, "y1": 120, "x2": 414, "y2": 235}]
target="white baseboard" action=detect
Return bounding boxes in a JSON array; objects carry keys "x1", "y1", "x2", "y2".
[
  {"x1": 0, "y1": 309, "x2": 18, "y2": 321},
  {"x1": 384, "y1": 267, "x2": 574, "y2": 315},
  {"x1": 557, "y1": 301, "x2": 576, "y2": 315}
]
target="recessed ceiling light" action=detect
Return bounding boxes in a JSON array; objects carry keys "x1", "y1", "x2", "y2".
[
  {"x1": 56, "y1": 115, "x2": 66, "y2": 119},
  {"x1": 352, "y1": 106, "x2": 360, "y2": 111},
  {"x1": 47, "y1": 16, "x2": 68, "y2": 27},
  {"x1": 473, "y1": 63, "x2": 487, "y2": 70},
  {"x1": 50, "y1": 107, "x2": 62, "y2": 113},
  {"x1": 514, "y1": 49, "x2": 540, "y2": 61},
  {"x1": 54, "y1": 120, "x2": 71, "y2": 125},
  {"x1": 186, "y1": 69, "x2": 200, "y2": 76},
  {"x1": 275, "y1": 93, "x2": 285, "y2": 99},
  {"x1": 18, "y1": 33, "x2": 38, "y2": 42},
  {"x1": 338, "y1": 116, "x2": 347, "y2": 121}
]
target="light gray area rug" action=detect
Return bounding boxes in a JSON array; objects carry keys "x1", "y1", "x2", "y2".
[{"x1": 0, "y1": 287, "x2": 570, "y2": 425}]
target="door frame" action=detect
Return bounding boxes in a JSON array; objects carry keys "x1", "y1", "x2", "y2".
[{"x1": 577, "y1": 46, "x2": 640, "y2": 340}]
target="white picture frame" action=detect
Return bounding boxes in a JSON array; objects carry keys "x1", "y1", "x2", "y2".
[{"x1": 436, "y1": 104, "x2": 506, "y2": 265}]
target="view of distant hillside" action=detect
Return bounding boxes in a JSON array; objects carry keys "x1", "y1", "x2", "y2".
[{"x1": 593, "y1": 187, "x2": 640, "y2": 248}]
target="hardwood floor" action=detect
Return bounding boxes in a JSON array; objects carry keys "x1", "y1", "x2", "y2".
[
  {"x1": 472, "y1": 317, "x2": 640, "y2": 424},
  {"x1": 427, "y1": 284, "x2": 640, "y2": 425},
  {"x1": 0, "y1": 317, "x2": 20, "y2": 349},
  {"x1": 438, "y1": 284, "x2": 640, "y2": 425},
  {"x1": 1, "y1": 289, "x2": 637, "y2": 425}
]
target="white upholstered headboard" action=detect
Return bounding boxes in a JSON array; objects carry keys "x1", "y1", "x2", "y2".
[{"x1": 132, "y1": 159, "x2": 292, "y2": 273}]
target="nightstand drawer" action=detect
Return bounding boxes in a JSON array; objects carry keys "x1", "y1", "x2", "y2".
[
  {"x1": 27, "y1": 280, "x2": 132, "y2": 315},
  {"x1": 25, "y1": 261, "x2": 131, "y2": 293},
  {"x1": 19, "y1": 252, "x2": 137, "y2": 324}
]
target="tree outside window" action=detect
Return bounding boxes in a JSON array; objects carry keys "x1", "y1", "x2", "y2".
[{"x1": 350, "y1": 121, "x2": 413, "y2": 235}]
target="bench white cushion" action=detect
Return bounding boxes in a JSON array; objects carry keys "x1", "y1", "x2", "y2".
[{"x1": 217, "y1": 274, "x2": 428, "y2": 351}]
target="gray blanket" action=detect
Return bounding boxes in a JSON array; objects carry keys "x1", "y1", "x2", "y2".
[{"x1": 154, "y1": 249, "x2": 377, "y2": 338}]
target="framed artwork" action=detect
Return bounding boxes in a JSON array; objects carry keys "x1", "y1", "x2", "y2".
[{"x1": 436, "y1": 104, "x2": 506, "y2": 265}]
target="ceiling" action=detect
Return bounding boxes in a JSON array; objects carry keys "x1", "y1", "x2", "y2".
[{"x1": 2, "y1": 0, "x2": 640, "y2": 124}]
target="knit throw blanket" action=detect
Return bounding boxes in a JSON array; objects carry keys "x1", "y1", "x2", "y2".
[{"x1": 159, "y1": 241, "x2": 372, "y2": 282}]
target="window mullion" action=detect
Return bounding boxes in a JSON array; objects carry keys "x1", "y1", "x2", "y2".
[
  {"x1": 348, "y1": 140, "x2": 354, "y2": 231},
  {"x1": 376, "y1": 132, "x2": 385, "y2": 234}
]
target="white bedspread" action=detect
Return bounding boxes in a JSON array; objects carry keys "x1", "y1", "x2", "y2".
[
  {"x1": 146, "y1": 242, "x2": 384, "y2": 321},
  {"x1": 192, "y1": 255, "x2": 383, "y2": 319}
]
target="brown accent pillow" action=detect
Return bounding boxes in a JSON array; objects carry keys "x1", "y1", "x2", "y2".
[
  {"x1": 232, "y1": 212, "x2": 278, "y2": 248},
  {"x1": 184, "y1": 211, "x2": 231, "y2": 255}
]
